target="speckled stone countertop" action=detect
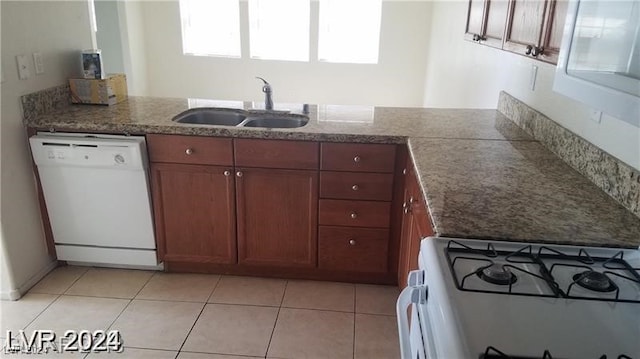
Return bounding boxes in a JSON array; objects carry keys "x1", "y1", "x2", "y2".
[{"x1": 24, "y1": 96, "x2": 640, "y2": 248}]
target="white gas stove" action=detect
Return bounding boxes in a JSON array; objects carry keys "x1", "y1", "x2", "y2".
[{"x1": 397, "y1": 237, "x2": 640, "y2": 359}]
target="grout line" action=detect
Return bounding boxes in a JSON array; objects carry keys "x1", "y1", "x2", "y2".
[
  {"x1": 56, "y1": 265, "x2": 90, "y2": 296},
  {"x1": 203, "y1": 274, "x2": 224, "y2": 303},
  {"x1": 104, "y1": 271, "x2": 155, "y2": 333},
  {"x1": 176, "y1": 301, "x2": 208, "y2": 353},
  {"x1": 18, "y1": 293, "x2": 63, "y2": 332},
  {"x1": 264, "y1": 279, "x2": 288, "y2": 358}
]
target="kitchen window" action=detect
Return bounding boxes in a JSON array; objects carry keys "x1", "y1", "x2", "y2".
[
  {"x1": 248, "y1": 0, "x2": 310, "y2": 61},
  {"x1": 179, "y1": 0, "x2": 381, "y2": 64},
  {"x1": 179, "y1": 0, "x2": 242, "y2": 57},
  {"x1": 318, "y1": 0, "x2": 382, "y2": 64}
]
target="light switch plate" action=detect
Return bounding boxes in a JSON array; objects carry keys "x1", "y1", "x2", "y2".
[
  {"x1": 590, "y1": 109, "x2": 602, "y2": 123},
  {"x1": 33, "y1": 52, "x2": 44, "y2": 74},
  {"x1": 529, "y1": 65, "x2": 538, "y2": 91},
  {"x1": 16, "y1": 55, "x2": 30, "y2": 80}
]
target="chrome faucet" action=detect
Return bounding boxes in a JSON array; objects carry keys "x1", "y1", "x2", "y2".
[{"x1": 256, "y1": 77, "x2": 273, "y2": 111}]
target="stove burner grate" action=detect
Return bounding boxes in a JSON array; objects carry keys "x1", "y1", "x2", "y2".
[
  {"x1": 446, "y1": 240, "x2": 640, "y2": 303},
  {"x1": 477, "y1": 264, "x2": 518, "y2": 285},
  {"x1": 480, "y1": 346, "x2": 634, "y2": 359},
  {"x1": 572, "y1": 271, "x2": 617, "y2": 292}
]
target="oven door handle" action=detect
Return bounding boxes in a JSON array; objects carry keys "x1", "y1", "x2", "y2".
[{"x1": 397, "y1": 284, "x2": 428, "y2": 359}]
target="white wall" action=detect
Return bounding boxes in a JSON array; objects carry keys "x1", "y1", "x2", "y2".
[
  {"x1": 0, "y1": 1, "x2": 93, "y2": 299},
  {"x1": 422, "y1": 1, "x2": 640, "y2": 170},
  {"x1": 140, "y1": 0, "x2": 431, "y2": 106},
  {"x1": 116, "y1": 1, "x2": 148, "y2": 96},
  {"x1": 95, "y1": 0, "x2": 126, "y2": 74}
]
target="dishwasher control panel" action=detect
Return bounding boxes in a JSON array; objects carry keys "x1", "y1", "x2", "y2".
[{"x1": 30, "y1": 134, "x2": 147, "y2": 170}]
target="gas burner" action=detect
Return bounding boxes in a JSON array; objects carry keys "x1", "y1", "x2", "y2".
[
  {"x1": 477, "y1": 264, "x2": 517, "y2": 285},
  {"x1": 572, "y1": 271, "x2": 617, "y2": 293}
]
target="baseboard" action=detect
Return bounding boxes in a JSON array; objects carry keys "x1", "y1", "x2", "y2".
[{"x1": 0, "y1": 260, "x2": 58, "y2": 301}]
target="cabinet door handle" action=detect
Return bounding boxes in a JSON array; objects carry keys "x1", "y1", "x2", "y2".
[
  {"x1": 525, "y1": 45, "x2": 533, "y2": 55},
  {"x1": 402, "y1": 168, "x2": 407, "y2": 175},
  {"x1": 223, "y1": 170, "x2": 231, "y2": 176},
  {"x1": 351, "y1": 184, "x2": 359, "y2": 191},
  {"x1": 349, "y1": 239, "x2": 356, "y2": 246},
  {"x1": 403, "y1": 201, "x2": 410, "y2": 214},
  {"x1": 236, "y1": 171, "x2": 243, "y2": 177},
  {"x1": 185, "y1": 148, "x2": 194, "y2": 155},
  {"x1": 353, "y1": 155, "x2": 361, "y2": 163},
  {"x1": 350, "y1": 212, "x2": 358, "y2": 219},
  {"x1": 532, "y1": 46, "x2": 544, "y2": 57}
]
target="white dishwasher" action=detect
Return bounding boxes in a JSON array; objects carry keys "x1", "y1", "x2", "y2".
[{"x1": 30, "y1": 133, "x2": 159, "y2": 267}]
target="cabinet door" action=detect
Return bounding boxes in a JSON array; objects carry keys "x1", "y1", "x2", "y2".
[
  {"x1": 483, "y1": 0, "x2": 509, "y2": 47},
  {"x1": 397, "y1": 162, "x2": 434, "y2": 289},
  {"x1": 151, "y1": 163, "x2": 236, "y2": 264},
  {"x1": 465, "y1": 0, "x2": 508, "y2": 48},
  {"x1": 539, "y1": 0, "x2": 568, "y2": 64},
  {"x1": 503, "y1": 0, "x2": 547, "y2": 56},
  {"x1": 236, "y1": 168, "x2": 318, "y2": 267},
  {"x1": 465, "y1": 0, "x2": 487, "y2": 42}
]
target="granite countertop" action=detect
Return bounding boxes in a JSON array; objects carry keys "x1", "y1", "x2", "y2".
[{"x1": 25, "y1": 96, "x2": 640, "y2": 248}]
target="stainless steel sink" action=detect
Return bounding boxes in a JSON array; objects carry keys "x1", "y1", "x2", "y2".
[
  {"x1": 173, "y1": 108, "x2": 247, "y2": 126},
  {"x1": 173, "y1": 108, "x2": 309, "y2": 128},
  {"x1": 241, "y1": 115, "x2": 308, "y2": 128}
]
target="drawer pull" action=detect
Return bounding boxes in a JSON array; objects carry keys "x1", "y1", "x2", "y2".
[
  {"x1": 350, "y1": 212, "x2": 358, "y2": 219},
  {"x1": 349, "y1": 239, "x2": 356, "y2": 246},
  {"x1": 351, "y1": 184, "x2": 359, "y2": 191},
  {"x1": 185, "y1": 148, "x2": 194, "y2": 155},
  {"x1": 236, "y1": 171, "x2": 243, "y2": 177},
  {"x1": 353, "y1": 155, "x2": 361, "y2": 163},
  {"x1": 223, "y1": 170, "x2": 231, "y2": 176}
]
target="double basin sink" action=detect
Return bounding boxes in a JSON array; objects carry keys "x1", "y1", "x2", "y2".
[{"x1": 173, "y1": 108, "x2": 309, "y2": 129}]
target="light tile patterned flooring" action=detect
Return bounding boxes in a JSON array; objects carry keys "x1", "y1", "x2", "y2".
[{"x1": 0, "y1": 266, "x2": 400, "y2": 358}]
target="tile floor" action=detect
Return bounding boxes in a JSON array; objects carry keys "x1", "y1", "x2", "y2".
[{"x1": 0, "y1": 266, "x2": 400, "y2": 358}]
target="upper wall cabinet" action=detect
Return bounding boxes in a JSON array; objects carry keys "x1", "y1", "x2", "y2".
[
  {"x1": 503, "y1": 0, "x2": 568, "y2": 64},
  {"x1": 465, "y1": 0, "x2": 509, "y2": 48},
  {"x1": 465, "y1": 0, "x2": 568, "y2": 64}
]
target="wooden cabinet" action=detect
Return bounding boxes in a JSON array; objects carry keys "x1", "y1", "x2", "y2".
[
  {"x1": 397, "y1": 158, "x2": 434, "y2": 289},
  {"x1": 318, "y1": 226, "x2": 389, "y2": 273},
  {"x1": 465, "y1": 0, "x2": 509, "y2": 48},
  {"x1": 149, "y1": 135, "x2": 399, "y2": 283},
  {"x1": 235, "y1": 167, "x2": 318, "y2": 267},
  {"x1": 317, "y1": 142, "x2": 397, "y2": 275},
  {"x1": 149, "y1": 134, "x2": 236, "y2": 264},
  {"x1": 234, "y1": 139, "x2": 319, "y2": 268},
  {"x1": 503, "y1": 0, "x2": 568, "y2": 63},
  {"x1": 465, "y1": 0, "x2": 567, "y2": 64}
]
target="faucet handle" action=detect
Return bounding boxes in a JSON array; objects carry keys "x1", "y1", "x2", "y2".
[{"x1": 256, "y1": 77, "x2": 269, "y2": 85}]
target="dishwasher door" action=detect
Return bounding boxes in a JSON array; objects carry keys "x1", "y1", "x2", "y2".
[{"x1": 30, "y1": 133, "x2": 158, "y2": 267}]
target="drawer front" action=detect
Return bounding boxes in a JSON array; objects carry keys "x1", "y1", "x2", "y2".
[
  {"x1": 318, "y1": 226, "x2": 389, "y2": 273},
  {"x1": 320, "y1": 172, "x2": 393, "y2": 201},
  {"x1": 235, "y1": 139, "x2": 319, "y2": 170},
  {"x1": 321, "y1": 143, "x2": 396, "y2": 173},
  {"x1": 147, "y1": 134, "x2": 233, "y2": 166},
  {"x1": 319, "y1": 199, "x2": 390, "y2": 228}
]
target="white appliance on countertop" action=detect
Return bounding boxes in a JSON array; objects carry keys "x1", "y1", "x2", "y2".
[
  {"x1": 397, "y1": 237, "x2": 640, "y2": 359},
  {"x1": 30, "y1": 133, "x2": 160, "y2": 268}
]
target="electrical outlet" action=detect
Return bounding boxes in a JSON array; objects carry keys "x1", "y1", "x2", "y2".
[
  {"x1": 530, "y1": 65, "x2": 538, "y2": 91},
  {"x1": 33, "y1": 52, "x2": 44, "y2": 74},
  {"x1": 16, "y1": 55, "x2": 30, "y2": 80}
]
